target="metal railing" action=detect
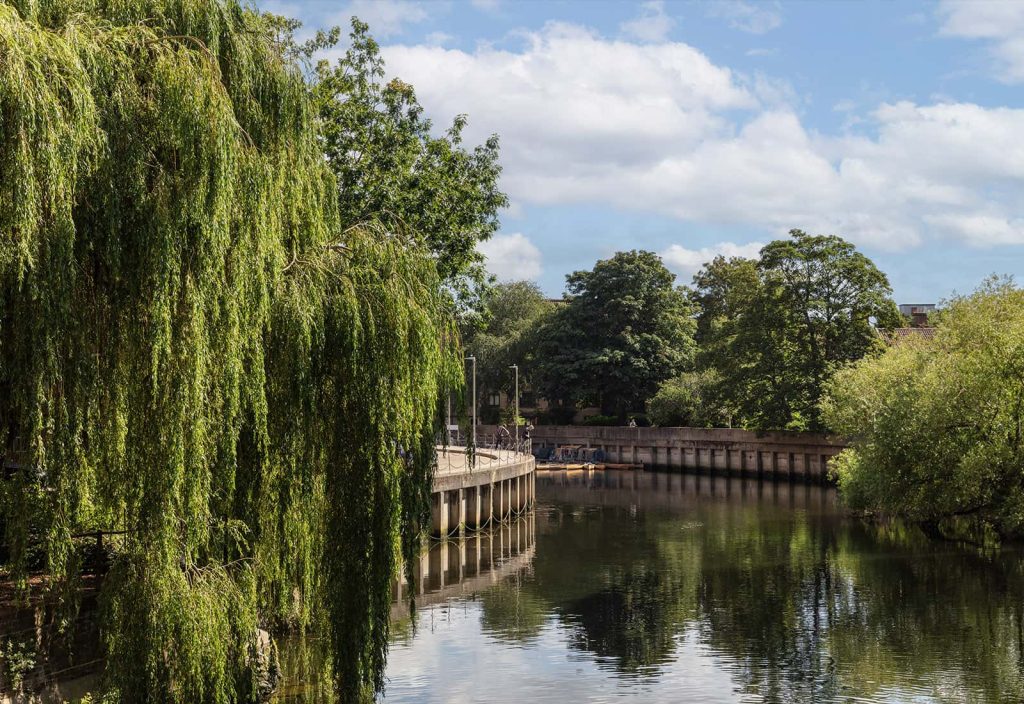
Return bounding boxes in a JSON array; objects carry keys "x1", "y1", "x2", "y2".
[{"x1": 436, "y1": 433, "x2": 533, "y2": 474}]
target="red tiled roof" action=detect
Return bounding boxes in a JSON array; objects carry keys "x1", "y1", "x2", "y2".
[{"x1": 880, "y1": 327, "x2": 936, "y2": 344}]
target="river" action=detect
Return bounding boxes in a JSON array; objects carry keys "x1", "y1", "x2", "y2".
[{"x1": 276, "y1": 469, "x2": 1024, "y2": 703}]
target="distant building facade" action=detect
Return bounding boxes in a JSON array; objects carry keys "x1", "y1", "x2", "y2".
[
  {"x1": 883, "y1": 303, "x2": 938, "y2": 344},
  {"x1": 898, "y1": 303, "x2": 937, "y2": 328}
]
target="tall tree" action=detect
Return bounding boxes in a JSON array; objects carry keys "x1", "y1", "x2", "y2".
[
  {"x1": 310, "y1": 19, "x2": 508, "y2": 311},
  {"x1": 0, "y1": 2, "x2": 458, "y2": 700},
  {"x1": 690, "y1": 230, "x2": 900, "y2": 430},
  {"x1": 534, "y1": 251, "x2": 695, "y2": 419}
]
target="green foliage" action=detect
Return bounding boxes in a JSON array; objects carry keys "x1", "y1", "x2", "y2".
[
  {"x1": 823, "y1": 279, "x2": 1024, "y2": 540},
  {"x1": 536, "y1": 406, "x2": 577, "y2": 426},
  {"x1": 689, "y1": 230, "x2": 899, "y2": 430},
  {"x1": 647, "y1": 370, "x2": 724, "y2": 427},
  {"x1": 498, "y1": 407, "x2": 526, "y2": 427},
  {"x1": 580, "y1": 414, "x2": 618, "y2": 427},
  {"x1": 309, "y1": 19, "x2": 507, "y2": 311},
  {"x1": 0, "y1": 2, "x2": 459, "y2": 701},
  {"x1": 1, "y1": 637, "x2": 35, "y2": 694},
  {"x1": 533, "y1": 251, "x2": 695, "y2": 419},
  {"x1": 462, "y1": 280, "x2": 554, "y2": 408}
]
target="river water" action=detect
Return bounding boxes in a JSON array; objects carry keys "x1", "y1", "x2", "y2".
[{"x1": 277, "y1": 469, "x2": 1024, "y2": 703}]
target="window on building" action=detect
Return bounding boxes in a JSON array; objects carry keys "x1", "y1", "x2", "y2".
[{"x1": 488, "y1": 392, "x2": 501, "y2": 407}]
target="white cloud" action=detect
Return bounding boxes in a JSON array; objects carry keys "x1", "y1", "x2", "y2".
[
  {"x1": 660, "y1": 242, "x2": 766, "y2": 281},
  {"x1": 925, "y1": 213, "x2": 1024, "y2": 246},
  {"x1": 938, "y1": 0, "x2": 1024, "y2": 82},
  {"x1": 425, "y1": 31, "x2": 454, "y2": 46},
  {"x1": 479, "y1": 233, "x2": 543, "y2": 281},
  {"x1": 381, "y1": 22, "x2": 1024, "y2": 252},
  {"x1": 706, "y1": 1, "x2": 782, "y2": 35},
  {"x1": 620, "y1": 1, "x2": 676, "y2": 43},
  {"x1": 346, "y1": 0, "x2": 431, "y2": 38}
]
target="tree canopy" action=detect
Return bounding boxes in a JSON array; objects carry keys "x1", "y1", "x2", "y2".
[
  {"x1": 689, "y1": 230, "x2": 900, "y2": 430},
  {"x1": 0, "y1": 2, "x2": 460, "y2": 701},
  {"x1": 533, "y1": 251, "x2": 695, "y2": 419},
  {"x1": 823, "y1": 279, "x2": 1024, "y2": 542},
  {"x1": 461, "y1": 281, "x2": 553, "y2": 416},
  {"x1": 309, "y1": 19, "x2": 507, "y2": 312}
]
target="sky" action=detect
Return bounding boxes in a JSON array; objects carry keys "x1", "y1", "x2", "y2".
[{"x1": 258, "y1": 0, "x2": 1024, "y2": 303}]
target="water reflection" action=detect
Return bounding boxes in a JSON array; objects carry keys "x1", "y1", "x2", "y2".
[
  {"x1": 393, "y1": 512, "x2": 536, "y2": 620},
  {"x1": 282, "y1": 470, "x2": 1024, "y2": 703},
  {"x1": 274, "y1": 515, "x2": 536, "y2": 703}
]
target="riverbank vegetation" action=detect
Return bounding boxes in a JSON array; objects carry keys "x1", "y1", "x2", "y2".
[
  {"x1": 823, "y1": 279, "x2": 1024, "y2": 541},
  {"x1": 481, "y1": 230, "x2": 901, "y2": 431},
  {"x1": 0, "y1": 1, "x2": 502, "y2": 701}
]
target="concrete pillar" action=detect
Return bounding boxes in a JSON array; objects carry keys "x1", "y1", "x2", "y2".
[
  {"x1": 457, "y1": 488, "x2": 467, "y2": 536},
  {"x1": 438, "y1": 540, "x2": 448, "y2": 587},
  {"x1": 438, "y1": 491, "x2": 449, "y2": 537},
  {"x1": 465, "y1": 487, "x2": 475, "y2": 529},
  {"x1": 448, "y1": 491, "x2": 459, "y2": 534}
]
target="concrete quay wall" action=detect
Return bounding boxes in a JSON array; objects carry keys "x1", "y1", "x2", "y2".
[
  {"x1": 506, "y1": 425, "x2": 846, "y2": 483},
  {"x1": 430, "y1": 448, "x2": 535, "y2": 537}
]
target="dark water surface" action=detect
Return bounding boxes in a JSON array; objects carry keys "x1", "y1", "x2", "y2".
[{"x1": 278, "y1": 469, "x2": 1024, "y2": 703}]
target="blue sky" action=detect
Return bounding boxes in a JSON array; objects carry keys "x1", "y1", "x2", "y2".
[{"x1": 259, "y1": 0, "x2": 1024, "y2": 303}]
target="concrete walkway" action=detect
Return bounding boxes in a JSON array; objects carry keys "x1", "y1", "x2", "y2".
[{"x1": 435, "y1": 446, "x2": 530, "y2": 476}]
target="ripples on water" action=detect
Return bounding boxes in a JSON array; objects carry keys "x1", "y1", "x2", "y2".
[{"x1": 276, "y1": 470, "x2": 1024, "y2": 703}]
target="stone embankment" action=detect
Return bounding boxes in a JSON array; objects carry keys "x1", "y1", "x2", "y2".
[
  {"x1": 482, "y1": 425, "x2": 846, "y2": 483},
  {"x1": 431, "y1": 447, "x2": 535, "y2": 536}
]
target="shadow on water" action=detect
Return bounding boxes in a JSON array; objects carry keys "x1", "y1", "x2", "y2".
[{"x1": 280, "y1": 470, "x2": 1024, "y2": 703}]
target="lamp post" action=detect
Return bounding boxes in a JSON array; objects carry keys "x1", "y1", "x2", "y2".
[
  {"x1": 509, "y1": 364, "x2": 519, "y2": 451},
  {"x1": 465, "y1": 355, "x2": 477, "y2": 456}
]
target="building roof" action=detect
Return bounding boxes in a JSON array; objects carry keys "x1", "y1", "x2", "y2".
[
  {"x1": 897, "y1": 303, "x2": 937, "y2": 315},
  {"x1": 880, "y1": 327, "x2": 937, "y2": 344}
]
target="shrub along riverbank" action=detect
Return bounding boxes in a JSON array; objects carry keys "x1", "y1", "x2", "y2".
[{"x1": 823, "y1": 280, "x2": 1024, "y2": 543}]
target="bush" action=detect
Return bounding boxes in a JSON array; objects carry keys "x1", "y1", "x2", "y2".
[
  {"x1": 647, "y1": 370, "x2": 720, "y2": 427},
  {"x1": 536, "y1": 406, "x2": 577, "y2": 425},
  {"x1": 822, "y1": 279, "x2": 1024, "y2": 541},
  {"x1": 581, "y1": 414, "x2": 618, "y2": 426}
]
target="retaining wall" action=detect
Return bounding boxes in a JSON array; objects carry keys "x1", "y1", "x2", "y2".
[{"x1": 485, "y1": 425, "x2": 847, "y2": 483}]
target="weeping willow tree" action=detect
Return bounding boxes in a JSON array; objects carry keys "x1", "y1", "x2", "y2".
[{"x1": 0, "y1": 1, "x2": 460, "y2": 701}]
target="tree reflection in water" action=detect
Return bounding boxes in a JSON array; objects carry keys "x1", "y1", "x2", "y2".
[
  {"x1": 276, "y1": 471, "x2": 1024, "y2": 703},
  {"x1": 495, "y1": 470, "x2": 1024, "y2": 702}
]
